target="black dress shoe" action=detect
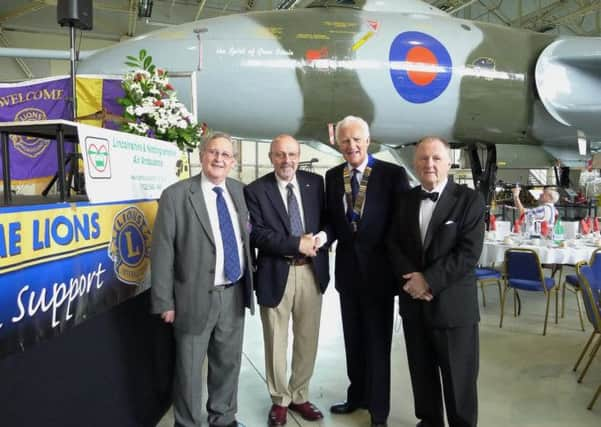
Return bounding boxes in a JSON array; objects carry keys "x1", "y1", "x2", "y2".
[
  {"x1": 330, "y1": 401, "x2": 361, "y2": 414},
  {"x1": 209, "y1": 421, "x2": 245, "y2": 427}
]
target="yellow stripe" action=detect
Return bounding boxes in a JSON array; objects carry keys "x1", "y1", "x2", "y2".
[
  {"x1": 352, "y1": 31, "x2": 374, "y2": 51},
  {"x1": 76, "y1": 76, "x2": 103, "y2": 127}
]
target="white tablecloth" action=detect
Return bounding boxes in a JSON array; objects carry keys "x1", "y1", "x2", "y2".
[{"x1": 479, "y1": 240, "x2": 598, "y2": 267}]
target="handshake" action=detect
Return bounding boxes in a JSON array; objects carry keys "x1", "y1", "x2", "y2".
[{"x1": 298, "y1": 233, "x2": 321, "y2": 257}]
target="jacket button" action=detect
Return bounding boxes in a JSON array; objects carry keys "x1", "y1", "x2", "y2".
[{"x1": 209, "y1": 269, "x2": 214, "y2": 274}]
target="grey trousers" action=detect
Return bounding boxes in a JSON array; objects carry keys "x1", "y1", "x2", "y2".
[{"x1": 173, "y1": 284, "x2": 245, "y2": 427}]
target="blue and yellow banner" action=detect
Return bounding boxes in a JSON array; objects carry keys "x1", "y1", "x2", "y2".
[{"x1": 0, "y1": 199, "x2": 156, "y2": 358}]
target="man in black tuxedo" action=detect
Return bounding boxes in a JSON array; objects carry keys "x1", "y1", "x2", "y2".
[
  {"x1": 387, "y1": 136, "x2": 485, "y2": 427},
  {"x1": 326, "y1": 116, "x2": 410, "y2": 427},
  {"x1": 244, "y1": 134, "x2": 330, "y2": 427}
]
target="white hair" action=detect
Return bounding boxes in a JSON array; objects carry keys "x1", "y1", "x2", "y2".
[
  {"x1": 335, "y1": 115, "x2": 370, "y2": 143},
  {"x1": 546, "y1": 189, "x2": 560, "y2": 204}
]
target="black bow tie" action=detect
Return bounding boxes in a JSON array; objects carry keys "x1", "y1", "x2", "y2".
[{"x1": 420, "y1": 190, "x2": 439, "y2": 202}]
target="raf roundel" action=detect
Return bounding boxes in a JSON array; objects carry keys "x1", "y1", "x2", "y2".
[{"x1": 389, "y1": 31, "x2": 452, "y2": 104}]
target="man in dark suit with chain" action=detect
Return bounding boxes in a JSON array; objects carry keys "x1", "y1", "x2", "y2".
[
  {"x1": 326, "y1": 116, "x2": 410, "y2": 427},
  {"x1": 244, "y1": 134, "x2": 330, "y2": 427},
  {"x1": 387, "y1": 136, "x2": 485, "y2": 427},
  {"x1": 151, "y1": 133, "x2": 254, "y2": 427}
]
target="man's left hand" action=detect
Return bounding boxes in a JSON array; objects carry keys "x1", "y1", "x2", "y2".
[{"x1": 402, "y1": 272, "x2": 433, "y2": 301}]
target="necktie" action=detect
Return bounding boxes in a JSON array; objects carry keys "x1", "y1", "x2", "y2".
[
  {"x1": 213, "y1": 187, "x2": 241, "y2": 282},
  {"x1": 351, "y1": 168, "x2": 359, "y2": 204},
  {"x1": 347, "y1": 169, "x2": 359, "y2": 222},
  {"x1": 287, "y1": 183, "x2": 304, "y2": 236},
  {"x1": 420, "y1": 190, "x2": 439, "y2": 202}
]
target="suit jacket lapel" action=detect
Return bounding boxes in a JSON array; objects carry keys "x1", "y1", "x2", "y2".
[
  {"x1": 188, "y1": 175, "x2": 215, "y2": 246},
  {"x1": 356, "y1": 159, "x2": 378, "y2": 233},
  {"x1": 297, "y1": 173, "x2": 314, "y2": 232},
  {"x1": 423, "y1": 181, "x2": 457, "y2": 252},
  {"x1": 226, "y1": 179, "x2": 249, "y2": 239},
  {"x1": 265, "y1": 174, "x2": 291, "y2": 233},
  {"x1": 409, "y1": 189, "x2": 423, "y2": 254},
  {"x1": 334, "y1": 165, "x2": 354, "y2": 234}
]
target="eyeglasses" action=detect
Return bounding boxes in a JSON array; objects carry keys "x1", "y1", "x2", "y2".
[
  {"x1": 270, "y1": 151, "x2": 299, "y2": 160},
  {"x1": 204, "y1": 148, "x2": 234, "y2": 160}
]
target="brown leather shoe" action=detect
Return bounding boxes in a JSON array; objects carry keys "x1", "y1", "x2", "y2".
[
  {"x1": 288, "y1": 401, "x2": 324, "y2": 421},
  {"x1": 268, "y1": 404, "x2": 287, "y2": 426}
]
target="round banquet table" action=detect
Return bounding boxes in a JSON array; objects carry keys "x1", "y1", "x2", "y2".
[{"x1": 479, "y1": 239, "x2": 599, "y2": 267}]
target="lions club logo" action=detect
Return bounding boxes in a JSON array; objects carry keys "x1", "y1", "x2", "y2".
[
  {"x1": 10, "y1": 108, "x2": 51, "y2": 158},
  {"x1": 109, "y1": 206, "x2": 151, "y2": 286}
]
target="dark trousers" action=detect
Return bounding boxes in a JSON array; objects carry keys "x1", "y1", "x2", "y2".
[
  {"x1": 339, "y1": 291, "x2": 394, "y2": 423},
  {"x1": 402, "y1": 318, "x2": 479, "y2": 427}
]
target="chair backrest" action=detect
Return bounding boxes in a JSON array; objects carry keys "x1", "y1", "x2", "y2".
[
  {"x1": 505, "y1": 248, "x2": 544, "y2": 282},
  {"x1": 589, "y1": 248, "x2": 601, "y2": 276},
  {"x1": 576, "y1": 262, "x2": 601, "y2": 331}
]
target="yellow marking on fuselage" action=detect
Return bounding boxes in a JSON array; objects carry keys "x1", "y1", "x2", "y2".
[
  {"x1": 297, "y1": 33, "x2": 330, "y2": 40},
  {"x1": 352, "y1": 31, "x2": 374, "y2": 51}
]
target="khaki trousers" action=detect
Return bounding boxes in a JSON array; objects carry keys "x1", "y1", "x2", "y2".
[{"x1": 260, "y1": 263, "x2": 322, "y2": 406}]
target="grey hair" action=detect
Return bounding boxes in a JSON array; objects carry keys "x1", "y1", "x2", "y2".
[
  {"x1": 335, "y1": 115, "x2": 370, "y2": 143},
  {"x1": 546, "y1": 189, "x2": 560, "y2": 204},
  {"x1": 415, "y1": 136, "x2": 452, "y2": 158},
  {"x1": 200, "y1": 131, "x2": 237, "y2": 155}
]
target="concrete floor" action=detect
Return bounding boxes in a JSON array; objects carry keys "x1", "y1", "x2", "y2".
[{"x1": 158, "y1": 275, "x2": 600, "y2": 427}]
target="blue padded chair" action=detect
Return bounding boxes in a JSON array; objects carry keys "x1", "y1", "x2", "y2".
[
  {"x1": 574, "y1": 262, "x2": 601, "y2": 409},
  {"x1": 475, "y1": 267, "x2": 502, "y2": 307},
  {"x1": 501, "y1": 248, "x2": 559, "y2": 336},
  {"x1": 562, "y1": 248, "x2": 601, "y2": 331}
]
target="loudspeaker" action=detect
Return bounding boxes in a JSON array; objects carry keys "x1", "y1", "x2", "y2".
[{"x1": 57, "y1": 0, "x2": 93, "y2": 31}]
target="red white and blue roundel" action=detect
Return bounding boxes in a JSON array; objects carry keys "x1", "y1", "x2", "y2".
[{"x1": 389, "y1": 31, "x2": 452, "y2": 104}]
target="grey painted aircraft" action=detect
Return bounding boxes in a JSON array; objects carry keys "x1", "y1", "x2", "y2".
[{"x1": 74, "y1": 0, "x2": 601, "y2": 194}]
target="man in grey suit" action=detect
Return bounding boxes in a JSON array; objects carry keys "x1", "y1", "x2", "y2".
[{"x1": 151, "y1": 133, "x2": 255, "y2": 427}]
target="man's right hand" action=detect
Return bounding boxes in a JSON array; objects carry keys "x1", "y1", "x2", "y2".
[
  {"x1": 161, "y1": 310, "x2": 175, "y2": 323},
  {"x1": 299, "y1": 233, "x2": 317, "y2": 257}
]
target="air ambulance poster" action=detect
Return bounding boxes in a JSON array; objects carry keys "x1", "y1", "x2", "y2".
[
  {"x1": 77, "y1": 123, "x2": 180, "y2": 203},
  {"x1": 0, "y1": 199, "x2": 157, "y2": 359}
]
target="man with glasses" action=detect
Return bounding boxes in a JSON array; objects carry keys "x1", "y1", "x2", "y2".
[
  {"x1": 244, "y1": 134, "x2": 330, "y2": 427},
  {"x1": 151, "y1": 133, "x2": 254, "y2": 427}
]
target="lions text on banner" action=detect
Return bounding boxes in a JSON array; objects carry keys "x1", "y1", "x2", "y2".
[{"x1": 0, "y1": 200, "x2": 157, "y2": 359}]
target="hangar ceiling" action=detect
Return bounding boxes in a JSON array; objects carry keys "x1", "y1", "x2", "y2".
[{"x1": 0, "y1": 0, "x2": 599, "y2": 80}]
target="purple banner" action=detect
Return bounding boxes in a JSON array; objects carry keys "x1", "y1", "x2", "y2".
[
  {"x1": 102, "y1": 78, "x2": 124, "y2": 130},
  {"x1": 0, "y1": 77, "x2": 72, "y2": 182}
]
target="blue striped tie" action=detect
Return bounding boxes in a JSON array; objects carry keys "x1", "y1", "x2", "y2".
[{"x1": 213, "y1": 187, "x2": 241, "y2": 282}]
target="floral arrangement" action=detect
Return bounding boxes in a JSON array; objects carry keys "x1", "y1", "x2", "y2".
[{"x1": 118, "y1": 49, "x2": 205, "y2": 150}]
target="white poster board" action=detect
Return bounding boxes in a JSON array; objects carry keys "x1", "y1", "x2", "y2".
[{"x1": 77, "y1": 123, "x2": 180, "y2": 203}]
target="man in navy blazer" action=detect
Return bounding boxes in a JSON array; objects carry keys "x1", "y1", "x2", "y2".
[
  {"x1": 386, "y1": 136, "x2": 485, "y2": 427},
  {"x1": 325, "y1": 116, "x2": 410, "y2": 427},
  {"x1": 244, "y1": 134, "x2": 330, "y2": 427}
]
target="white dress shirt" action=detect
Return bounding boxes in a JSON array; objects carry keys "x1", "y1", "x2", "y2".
[
  {"x1": 419, "y1": 179, "x2": 448, "y2": 244},
  {"x1": 276, "y1": 174, "x2": 327, "y2": 248},
  {"x1": 200, "y1": 173, "x2": 245, "y2": 286}
]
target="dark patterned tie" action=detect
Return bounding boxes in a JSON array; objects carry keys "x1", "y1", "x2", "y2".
[
  {"x1": 287, "y1": 183, "x2": 304, "y2": 236},
  {"x1": 347, "y1": 168, "x2": 359, "y2": 222},
  {"x1": 213, "y1": 187, "x2": 241, "y2": 282}
]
